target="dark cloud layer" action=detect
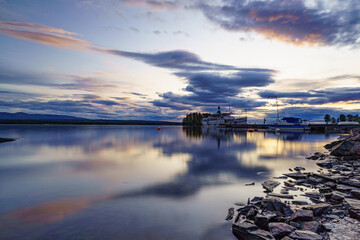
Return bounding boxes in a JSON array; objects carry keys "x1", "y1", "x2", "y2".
[
  {"x1": 195, "y1": 0, "x2": 360, "y2": 46},
  {"x1": 101, "y1": 49, "x2": 275, "y2": 112},
  {"x1": 259, "y1": 87, "x2": 360, "y2": 105}
]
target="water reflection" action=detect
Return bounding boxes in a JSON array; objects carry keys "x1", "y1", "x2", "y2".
[{"x1": 0, "y1": 125, "x2": 337, "y2": 240}]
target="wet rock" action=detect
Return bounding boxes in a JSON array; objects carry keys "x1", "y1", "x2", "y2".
[
  {"x1": 254, "y1": 212, "x2": 277, "y2": 229},
  {"x1": 330, "y1": 194, "x2": 344, "y2": 203},
  {"x1": 350, "y1": 190, "x2": 360, "y2": 199},
  {"x1": 288, "y1": 230, "x2": 322, "y2": 240},
  {"x1": 262, "y1": 180, "x2": 281, "y2": 192},
  {"x1": 345, "y1": 198, "x2": 360, "y2": 209},
  {"x1": 306, "y1": 204, "x2": 330, "y2": 216},
  {"x1": 284, "y1": 172, "x2": 307, "y2": 179},
  {"x1": 284, "y1": 181, "x2": 296, "y2": 187},
  {"x1": 294, "y1": 167, "x2": 306, "y2": 172},
  {"x1": 316, "y1": 160, "x2": 333, "y2": 169},
  {"x1": 349, "y1": 208, "x2": 360, "y2": 220},
  {"x1": 238, "y1": 205, "x2": 255, "y2": 215},
  {"x1": 280, "y1": 237, "x2": 293, "y2": 240},
  {"x1": 246, "y1": 182, "x2": 255, "y2": 186},
  {"x1": 328, "y1": 217, "x2": 360, "y2": 240},
  {"x1": 232, "y1": 220, "x2": 275, "y2": 240},
  {"x1": 323, "y1": 222, "x2": 334, "y2": 231},
  {"x1": 268, "y1": 222, "x2": 296, "y2": 238},
  {"x1": 300, "y1": 221, "x2": 323, "y2": 233},
  {"x1": 268, "y1": 193, "x2": 294, "y2": 199},
  {"x1": 226, "y1": 207, "x2": 235, "y2": 220},
  {"x1": 292, "y1": 201, "x2": 308, "y2": 205},
  {"x1": 307, "y1": 177, "x2": 324, "y2": 185},
  {"x1": 290, "y1": 210, "x2": 314, "y2": 222},
  {"x1": 304, "y1": 192, "x2": 320, "y2": 199},
  {"x1": 324, "y1": 141, "x2": 341, "y2": 150},
  {"x1": 338, "y1": 178, "x2": 360, "y2": 188},
  {"x1": 283, "y1": 206, "x2": 294, "y2": 218},
  {"x1": 336, "y1": 184, "x2": 359, "y2": 192},
  {"x1": 331, "y1": 141, "x2": 355, "y2": 156}
]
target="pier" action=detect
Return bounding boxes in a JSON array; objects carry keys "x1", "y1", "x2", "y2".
[{"x1": 225, "y1": 123, "x2": 359, "y2": 133}]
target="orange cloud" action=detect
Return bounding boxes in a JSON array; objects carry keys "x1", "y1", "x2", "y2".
[
  {"x1": 0, "y1": 21, "x2": 79, "y2": 35},
  {"x1": 0, "y1": 27, "x2": 92, "y2": 50}
]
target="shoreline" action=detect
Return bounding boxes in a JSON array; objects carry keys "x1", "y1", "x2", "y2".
[
  {"x1": 0, "y1": 138, "x2": 16, "y2": 143},
  {"x1": 227, "y1": 128, "x2": 360, "y2": 240}
]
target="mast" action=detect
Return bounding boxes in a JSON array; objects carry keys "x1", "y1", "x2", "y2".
[{"x1": 276, "y1": 97, "x2": 279, "y2": 122}]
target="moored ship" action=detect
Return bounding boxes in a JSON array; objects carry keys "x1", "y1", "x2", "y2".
[
  {"x1": 201, "y1": 106, "x2": 247, "y2": 127},
  {"x1": 269, "y1": 117, "x2": 310, "y2": 131}
]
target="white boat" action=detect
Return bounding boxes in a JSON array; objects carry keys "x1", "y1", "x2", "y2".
[
  {"x1": 202, "y1": 106, "x2": 247, "y2": 127},
  {"x1": 269, "y1": 117, "x2": 310, "y2": 131}
]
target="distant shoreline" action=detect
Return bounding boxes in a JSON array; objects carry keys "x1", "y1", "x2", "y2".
[{"x1": 0, "y1": 120, "x2": 181, "y2": 125}]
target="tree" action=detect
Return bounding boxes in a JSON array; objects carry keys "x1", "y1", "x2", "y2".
[
  {"x1": 354, "y1": 114, "x2": 360, "y2": 123},
  {"x1": 347, "y1": 114, "x2": 354, "y2": 122},
  {"x1": 324, "y1": 114, "x2": 331, "y2": 124},
  {"x1": 182, "y1": 112, "x2": 210, "y2": 126},
  {"x1": 339, "y1": 114, "x2": 346, "y2": 122},
  {"x1": 331, "y1": 117, "x2": 336, "y2": 124}
]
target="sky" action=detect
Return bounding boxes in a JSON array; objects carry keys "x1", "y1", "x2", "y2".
[{"x1": 0, "y1": 0, "x2": 360, "y2": 122}]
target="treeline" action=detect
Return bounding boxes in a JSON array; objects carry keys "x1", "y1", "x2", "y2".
[
  {"x1": 182, "y1": 112, "x2": 211, "y2": 126},
  {"x1": 324, "y1": 114, "x2": 360, "y2": 124}
]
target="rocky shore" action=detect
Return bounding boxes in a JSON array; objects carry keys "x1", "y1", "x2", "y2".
[{"x1": 226, "y1": 128, "x2": 360, "y2": 240}]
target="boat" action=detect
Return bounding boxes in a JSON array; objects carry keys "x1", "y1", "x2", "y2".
[
  {"x1": 269, "y1": 117, "x2": 310, "y2": 131},
  {"x1": 201, "y1": 106, "x2": 247, "y2": 127}
]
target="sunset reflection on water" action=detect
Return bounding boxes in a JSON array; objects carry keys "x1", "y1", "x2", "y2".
[{"x1": 0, "y1": 125, "x2": 337, "y2": 240}]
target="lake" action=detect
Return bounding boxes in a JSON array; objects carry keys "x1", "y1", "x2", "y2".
[{"x1": 0, "y1": 125, "x2": 338, "y2": 240}]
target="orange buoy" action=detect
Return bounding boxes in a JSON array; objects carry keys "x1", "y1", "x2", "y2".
[
  {"x1": 248, "y1": 129, "x2": 254, "y2": 132},
  {"x1": 157, "y1": 127, "x2": 161, "y2": 131}
]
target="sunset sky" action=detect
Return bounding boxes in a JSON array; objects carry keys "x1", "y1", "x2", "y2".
[{"x1": 1, "y1": 0, "x2": 359, "y2": 122}]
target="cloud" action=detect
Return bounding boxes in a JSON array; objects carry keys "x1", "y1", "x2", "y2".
[
  {"x1": 195, "y1": 0, "x2": 360, "y2": 46},
  {"x1": 124, "y1": 0, "x2": 180, "y2": 11},
  {"x1": 0, "y1": 21, "x2": 79, "y2": 35},
  {"x1": 259, "y1": 87, "x2": 360, "y2": 105}
]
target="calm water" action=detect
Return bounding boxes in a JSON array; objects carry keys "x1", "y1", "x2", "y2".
[{"x1": 0, "y1": 125, "x2": 338, "y2": 240}]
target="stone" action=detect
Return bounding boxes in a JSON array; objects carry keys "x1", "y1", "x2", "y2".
[
  {"x1": 339, "y1": 178, "x2": 360, "y2": 187},
  {"x1": 349, "y1": 208, "x2": 360, "y2": 220},
  {"x1": 268, "y1": 222, "x2": 296, "y2": 238},
  {"x1": 331, "y1": 141, "x2": 355, "y2": 156},
  {"x1": 304, "y1": 192, "x2": 320, "y2": 199},
  {"x1": 246, "y1": 182, "x2": 255, "y2": 186},
  {"x1": 290, "y1": 210, "x2": 313, "y2": 222},
  {"x1": 288, "y1": 230, "x2": 322, "y2": 240},
  {"x1": 284, "y1": 181, "x2": 296, "y2": 187},
  {"x1": 316, "y1": 160, "x2": 333, "y2": 168},
  {"x1": 306, "y1": 204, "x2": 330, "y2": 216},
  {"x1": 254, "y1": 212, "x2": 277, "y2": 229},
  {"x1": 262, "y1": 180, "x2": 281, "y2": 192},
  {"x1": 226, "y1": 207, "x2": 235, "y2": 220},
  {"x1": 280, "y1": 237, "x2": 293, "y2": 240},
  {"x1": 350, "y1": 190, "x2": 360, "y2": 199},
  {"x1": 294, "y1": 167, "x2": 306, "y2": 172},
  {"x1": 301, "y1": 221, "x2": 323, "y2": 233},
  {"x1": 232, "y1": 220, "x2": 275, "y2": 240},
  {"x1": 267, "y1": 193, "x2": 294, "y2": 199},
  {"x1": 284, "y1": 172, "x2": 307, "y2": 179},
  {"x1": 336, "y1": 184, "x2": 359, "y2": 192},
  {"x1": 292, "y1": 201, "x2": 308, "y2": 205}
]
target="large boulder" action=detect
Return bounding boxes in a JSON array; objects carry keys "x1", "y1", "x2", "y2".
[
  {"x1": 288, "y1": 230, "x2": 322, "y2": 240},
  {"x1": 232, "y1": 220, "x2": 275, "y2": 240},
  {"x1": 262, "y1": 180, "x2": 280, "y2": 192},
  {"x1": 290, "y1": 210, "x2": 314, "y2": 222},
  {"x1": 268, "y1": 222, "x2": 296, "y2": 238},
  {"x1": 331, "y1": 141, "x2": 355, "y2": 156}
]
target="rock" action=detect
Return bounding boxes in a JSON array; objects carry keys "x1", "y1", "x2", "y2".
[
  {"x1": 280, "y1": 237, "x2": 293, "y2": 240},
  {"x1": 350, "y1": 142, "x2": 360, "y2": 156},
  {"x1": 262, "y1": 180, "x2": 281, "y2": 192},
  {"x1": 288, "y1": 230, "x2": 322, "y2": 240},
  {"x1": 226, "y1": 207, "x2": 235, "y2": 220},
  {"x1": 254, "y1": 212, "x2": 277, "y2": 229},
  {"x1": 350, "y1": 190, "x2": 360, "y2": 199},
  {"x1": 316, "y1": 160, "x2": 333, "y2": 169},
  {"x1": 268, "y1": 193, "x2": 294, "y2": 199},
  {"x1": 263, "y1": 197, "x2": 286, "y2": 213},
  {"x1": 284, "y1": 181, "x2": 296, "y2": 187},
  {"x1": 292, "y1": 201, "x2": 308, "y2": 205},
  {"x1": 290, "y1": 210, "x2": 314, "y2": 222},
  {"x1": 304, "y1": 192, "x2": 320, "y2": 199},
  {"x1": 323, "y1": 222, "x2": 334, "y2": 231},
  {"x1": 283, "y1": 206, "x2": 294, "y2": 218},
  {"x1": 345, "y1": 198, "x2": 360, "y2": 209},
  {"x1": 306, "y1": 204, "x2": 330, "y2": 216},
  {"x1": 238, "y1": 205, "x2": 255, "y2": 215},
  {"x1": 301, "y1": 221, "x2": 323, "y2": 233},
  {"x1": 268, "y1": 222, "x2": 296, "y2": 238},
  {"x1": 232, "y1": 220, "x2": 275, "y2": 240},
  {"x1": 331, "y1": 141, "x2": 355, "y2": 156},
  {"x1": 336, "y1": 184, "x2": 359, "y2": 192},
  {"x1": 338, "y1": 178, "x2": 360, "y2": 188},
  {"x1": 294, "y1": 167, "x2": 306, "y2": 172},
  {"x1": 349, "y1": 208, "x2": 360, "y2": 220},
  {"x1": 328, "y1": 217, "x2": 360, "y2": 240},
  {"x1": 246, "y1": 182, "x2": 255, "y2": 186},
  {"x1": 284, "y1": 172, "x2": 307, "y2": 179}
]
